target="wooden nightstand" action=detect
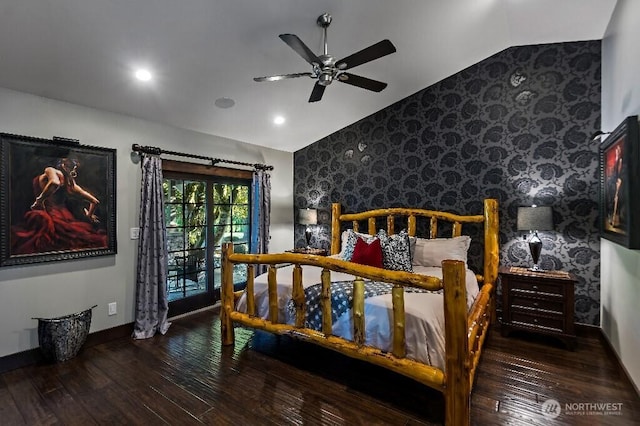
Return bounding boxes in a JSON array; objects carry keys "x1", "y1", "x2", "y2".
[
  {"x1": 499, "y1": 266, "x2": 577, "y2": 350},
  {"x1": 286, "y1": 248, "x2": 328, "y2": 256}
]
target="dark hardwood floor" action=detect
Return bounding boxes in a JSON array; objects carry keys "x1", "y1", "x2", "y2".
[{"x1": 2, "y1": 308, "x2": 639, "y2": 425}]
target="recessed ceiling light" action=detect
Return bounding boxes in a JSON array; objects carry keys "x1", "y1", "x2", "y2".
[
  {"x1": 274, "y1": 116, "x2": 285, "y2": 125},
  {"x1": 134, "y1": 69, "x2": 152, "y2": 82},
  {"x1": 215, "y1": 97, "x2": 235, "y2": 108}
]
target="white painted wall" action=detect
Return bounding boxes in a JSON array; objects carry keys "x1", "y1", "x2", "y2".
[
  {"x1": 0, "y1": 87, "x2": 293, "y2": 358},
  {"x1": 601, "y1": 0, "x2": 640, "y2": 391}
]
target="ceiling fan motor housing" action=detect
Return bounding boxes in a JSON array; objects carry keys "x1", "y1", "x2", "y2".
[{"x1": 318, "y1": 72, "x2": 333, "y2": 86}]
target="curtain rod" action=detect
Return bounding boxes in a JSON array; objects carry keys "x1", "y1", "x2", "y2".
[{"x1": 131, "y1": 144, "x2": 274, "y2": 171}]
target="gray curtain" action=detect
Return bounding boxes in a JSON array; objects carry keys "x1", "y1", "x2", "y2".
[
  {"x1": 251, "y1": 170, "x2": 271, "y2": 263},
  {"x1": 133, "y1": 154, "x2": 171, "y2": 339}
]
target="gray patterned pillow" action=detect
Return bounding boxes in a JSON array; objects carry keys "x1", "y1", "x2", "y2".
[{"x1": 377, "y1": 229, "x2": 413, "y2": 272}]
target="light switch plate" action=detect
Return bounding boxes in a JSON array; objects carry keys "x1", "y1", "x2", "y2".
[{"x1": 130, "y1": 227, "x2": 140, "y2": 240}]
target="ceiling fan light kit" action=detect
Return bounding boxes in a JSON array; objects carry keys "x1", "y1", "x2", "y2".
[{"x1": 254, "y1": 13, "x2": 396, "y2": 102}]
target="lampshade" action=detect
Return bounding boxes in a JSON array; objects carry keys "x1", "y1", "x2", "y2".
[
  {"x1": 298, "y1": 208, "x2": 318, "y2": 225},
  {"x1": 517, "y1": 206, "x2": 553, "y2": 231}
]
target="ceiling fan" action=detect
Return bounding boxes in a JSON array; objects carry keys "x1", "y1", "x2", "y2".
[{"x1": 254, "y1": 13, "x2": 396, "y2": 103}]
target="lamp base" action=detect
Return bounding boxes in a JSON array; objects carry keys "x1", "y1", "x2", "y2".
[
  {"x1": 527, "y1": 233, "x2": 543, "y2": 272},
  {"x1": 528, "y1": 264, "x2": 545, "y2": 272},
  {"x1": 305, "y1": 229, "x2": 312, "y2": 249}
]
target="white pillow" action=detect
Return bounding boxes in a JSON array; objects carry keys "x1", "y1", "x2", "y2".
[{"x1": 412, "y1": 236, "x2": 471, "y2": 267}]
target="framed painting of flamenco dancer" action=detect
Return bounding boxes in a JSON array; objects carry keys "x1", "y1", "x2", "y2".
[
  {"x1": 599, "y1": 116, "x2": 640, "y2": 249},
  {"x1": 0, "y1": 133, "x2": 117, "y2": 266}
]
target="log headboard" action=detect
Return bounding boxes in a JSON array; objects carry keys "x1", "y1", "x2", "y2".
[{"x1": 330, "y1": 198, "x2": 500, "y2": 286}]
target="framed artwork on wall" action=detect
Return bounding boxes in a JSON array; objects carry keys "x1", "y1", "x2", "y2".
[
  {"x1": 599, "y1": 115, "x2": 640, "y2": 249},
  {"x1": 0, "y1": 133, "x2": 117, "y2": 266}
]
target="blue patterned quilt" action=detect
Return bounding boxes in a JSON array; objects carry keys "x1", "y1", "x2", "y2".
[{"x1": 286, "y1": 280, "x2": 438, "y2": 331}]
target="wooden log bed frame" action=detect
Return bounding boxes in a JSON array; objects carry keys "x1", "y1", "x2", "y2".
[{"x1": 221, "y1": 199, "x2": 499, "y2": 425}]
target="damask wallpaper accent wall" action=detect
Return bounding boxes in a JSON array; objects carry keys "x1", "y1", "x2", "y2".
[{"x1": 294, "y1": 41, "x2": 601, "y2": 325}]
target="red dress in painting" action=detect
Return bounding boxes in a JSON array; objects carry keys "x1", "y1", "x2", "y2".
[{"x1": 11, "y1": 173, "x2": 107, "y2": 255}]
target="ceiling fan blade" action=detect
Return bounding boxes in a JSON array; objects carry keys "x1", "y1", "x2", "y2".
[
  {"x1": 338, "y1": 73, "x2": 387, "y2": 92},
  {"x1": 253, "y1": 72, "x2": 313, "y2": 82},
  {"x1": 309, "y1": 82, "x2": 326, "y2": 102},
  {"x1": 335, "y1": 39, "x2": 396, "y2": 70},
  {"x1": 279, "y1": 34, "x2": 322, "y2": 66}
]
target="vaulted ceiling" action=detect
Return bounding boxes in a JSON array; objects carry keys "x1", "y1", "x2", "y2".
[{"x1": 0, "y1": 0, "x2": 616, "y2": 152}]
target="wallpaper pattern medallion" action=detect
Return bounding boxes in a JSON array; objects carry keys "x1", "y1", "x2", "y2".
[{"x1": 294, "y1": 41, "x2": 601, "y2": 325}]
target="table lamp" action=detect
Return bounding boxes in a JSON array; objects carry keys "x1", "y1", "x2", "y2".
[
  {"x1": 517, "y1": 206, "x2": 553, "y2": 271},
  {"x1": 298, "y1": 208, "x2": 317, "y2": 248}
]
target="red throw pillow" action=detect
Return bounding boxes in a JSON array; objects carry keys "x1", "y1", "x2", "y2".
[{"x1": 350, "y1": 237, "x2": 383, "y2": 268}]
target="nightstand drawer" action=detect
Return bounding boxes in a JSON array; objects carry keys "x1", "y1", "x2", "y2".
[
  {"x1": 511, "y1": 311, "x2": 564, "y2": 332},
  {"x1": 510, "y1": 295, "x2": 564, "y2": 313},
  {"x1": 509, "y1": 279, "x2": 564, "y2": 295}
]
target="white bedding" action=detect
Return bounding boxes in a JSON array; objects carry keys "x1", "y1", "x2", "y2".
[{"x1": 235, "y1": 263, "x2": 479, "y2": 370}]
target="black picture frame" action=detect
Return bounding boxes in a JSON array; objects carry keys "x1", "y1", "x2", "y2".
[
  {"x1": 599, "y1": 115, "x2": 640, "y2": 249},
  {"x1": 0, "y1": 133, "x2": 117, "y2": 266}
]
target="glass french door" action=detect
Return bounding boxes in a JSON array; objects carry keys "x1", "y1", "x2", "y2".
[{"x1": 163, "y1": 174, "x2": 250, "y2": 316}]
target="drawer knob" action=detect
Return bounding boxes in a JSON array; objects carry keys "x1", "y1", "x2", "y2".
[
  {"x1": 534, "y1": 302, "x2": 539, "y2": 307},
  {"x1": 533, "y1": 318, "x2": 538, "y2": 323},
  {"x1": 532, "y1": 285, "x2": 538, "y2": 290}
]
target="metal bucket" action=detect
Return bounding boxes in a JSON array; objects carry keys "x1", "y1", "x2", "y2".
[{"x1": 33, "y1": 305, "x2": 97, "y2": 362}]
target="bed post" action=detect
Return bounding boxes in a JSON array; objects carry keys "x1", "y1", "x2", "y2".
[
  {"x1": 221, "y1": 242, "x2": 235, "y2": 346},
  {"x1": 443, "y1": 259, "x2": 470, "y2": 426},
  {"x1": 483, "y1": 198, "x2": 500, "y2": 322},
  {"x1": 331, "y1": 203, "x2": 342, "y2": 255}
]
